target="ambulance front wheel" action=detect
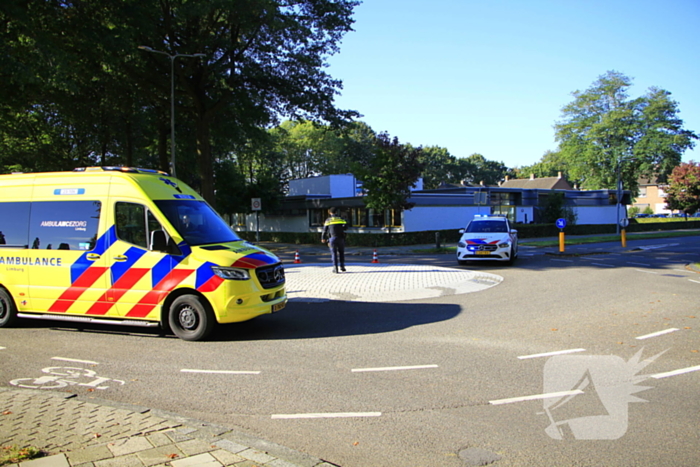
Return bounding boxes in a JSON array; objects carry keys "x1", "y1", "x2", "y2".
[
  {"x1": 168, "y1": 294, "x2": 215, "y2": 341},
  {"x1": 0, "y1": 288, "x2": 18, "y2": 328}
]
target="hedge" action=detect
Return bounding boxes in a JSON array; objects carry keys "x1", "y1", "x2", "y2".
[{"x1": 236, "y1": 219, "x2": 700, "y2": 247}]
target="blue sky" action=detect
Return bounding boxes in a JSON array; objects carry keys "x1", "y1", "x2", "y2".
[{"x1": 327, "y1": 0, "x2": 700, "y2": 169}]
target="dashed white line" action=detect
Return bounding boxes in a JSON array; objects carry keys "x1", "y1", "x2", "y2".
[
  {"x1": 690, "y1": 279, "x2": 700, "y2": 285},
  {"x1": 351, "y1": 364, "x2": 438, "y2": 373},
  {"x1": 635, "y1": 269, "x2": 658, "y2": 274},
  {"x1": 635, "y1": 328, "x2": 680, "y2": 340},
  {"x1": 517, "y1": 349, "x2": 586, "y2": 360},
  {"x1": 181, "y1": 369, "x2": 261, "y2": 375},
  {"x1": 52, "y1": 357, "x2": 99, "y2": 365},
  {"x1": 272, "y1": 412, "x2": 382, "y2": 419},
  {"x1": 489, "y1": 390, "x2": 584, "y2": 406},
  {"x1": 650, "y1": 365, "x2": 700, "y2": 379},
  {"x1": 591, "y1": 263, "x2": 615, "y2": 267},
  {"x1": 628, "y1": 262, "x2": 652, "y2": 267},
  {"x1": 550, "y1": 259, "x2": 573, "y2": 263},
  {"x1": 0, "y1": 347, "x2": 5, "y2": 350}
]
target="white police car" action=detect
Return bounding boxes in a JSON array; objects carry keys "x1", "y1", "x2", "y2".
[{"x1": 456, "y1": 215, "x2": 518, "y2": 265}]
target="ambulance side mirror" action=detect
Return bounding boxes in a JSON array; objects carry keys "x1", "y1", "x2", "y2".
[{"x1": 150, "y1": 230, "x2": 168, "y2": 252}]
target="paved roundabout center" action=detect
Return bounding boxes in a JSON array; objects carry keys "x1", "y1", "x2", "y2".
[{"x1": 284, "y1": 263, "x2": 503, "y2": 303}]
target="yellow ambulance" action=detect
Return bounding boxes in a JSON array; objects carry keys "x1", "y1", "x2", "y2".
[{"x1": 0, "y1": 167, "x2": 286, "y2": 340}]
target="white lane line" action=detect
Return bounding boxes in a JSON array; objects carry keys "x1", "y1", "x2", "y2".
[
  {"x1": 52, "y1": 357, "x2": 99, "y2": 365},
  {"x1": 489, "y1": 390, "x2": 584, "y2": 406},
  {"x1": 0, "y1": 347, "x2": 5, "y2": 350},
  {"x1": 181, "y1": 369, "x2": 261, "y2": 375},
  {"x1": 517, "y1": 349, "x2": 586, "y2": 360},
  {"x1": 650, "y1": 365, "x2": 700, "y2": 379},
  {"x1": 690, "y1": 279, "x2": 700, "y2": 285},
  {"x1": 635, "y1": 269, "x2": 658, "y2": 274},
  {"x1": 635, "y1": 328, "x2": 680, "y2": 340},
  {"x1": 628, "y1": 262, "x2": 652, "y2": 267},
  {"x1": 272, "y1": 412, "x2": 382, "y2": 419},
  {"x1": 591, "y1": 263, "x2": 615, "y2": 267},
  {"x1": 550, "y1": 259, "x2": 573, "y2": 263},
  {"x1": 351, "y1": 364, "x2": 438, "y2": 373}
]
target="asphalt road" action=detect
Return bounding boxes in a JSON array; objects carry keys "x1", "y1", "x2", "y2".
[{"x1": 1, "y1": 236, "x2": 699, "y2": 467}]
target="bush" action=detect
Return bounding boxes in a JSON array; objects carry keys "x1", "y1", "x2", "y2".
[{"x1": 237, "y1": 219, "x2": 700, "y2": 246}]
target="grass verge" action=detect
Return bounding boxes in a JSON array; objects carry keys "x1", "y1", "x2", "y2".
[{"x1": 1, "y1": 446, "x2": 44, "y2": 466}]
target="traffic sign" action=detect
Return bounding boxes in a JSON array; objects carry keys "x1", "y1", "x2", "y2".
[
  {"x1": 556, "y1": 218, "x2": 567, "y2": 229},
  {"x1": 251, "y1": 198, "x2": 262, "y2": 211},
  {"x1": 619, "y1": 218, "x2": 629, "y2": 229}
]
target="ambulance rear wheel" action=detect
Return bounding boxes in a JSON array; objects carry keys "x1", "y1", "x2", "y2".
[
  {"x1": 168, "y1": 295, "x2": 215, "y2": 341},
  {"x1": 0, "y1": 289, "x2": 18, "y2": 328}
]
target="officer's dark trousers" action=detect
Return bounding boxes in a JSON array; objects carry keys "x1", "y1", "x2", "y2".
[{"x1": 328, "y1": 237, "x2": 345, "y2": 271}]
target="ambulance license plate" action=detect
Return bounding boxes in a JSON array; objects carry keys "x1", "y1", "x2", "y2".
[{"x1": 272, "y1": 301, "x2": 286, "y2": 313}]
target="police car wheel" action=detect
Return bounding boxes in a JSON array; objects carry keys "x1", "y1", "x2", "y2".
[
  {"x1": 168, "y1": 295, "x2": 215, "y2": 341},
  {"x1": 0, "y1": 288, "x2": 18, "y2": 328}
]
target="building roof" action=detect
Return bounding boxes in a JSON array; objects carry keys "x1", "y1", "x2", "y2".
[{"x1": 500, "y1": 174, "x2": 573, "y2": 190}]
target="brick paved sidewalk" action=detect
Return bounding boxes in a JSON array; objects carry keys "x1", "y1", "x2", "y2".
[{"x1": 0, "y1": 388, "x2": 333, "y2": 467}]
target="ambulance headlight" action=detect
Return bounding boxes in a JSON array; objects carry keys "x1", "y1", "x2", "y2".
[{"x1": 211, "y1": 266, "x2": 250, "y2": 281}]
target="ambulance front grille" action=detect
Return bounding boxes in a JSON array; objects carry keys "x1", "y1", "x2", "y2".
[{"x1": 256, "y1": 263, "x2": 285, "y2": 289}]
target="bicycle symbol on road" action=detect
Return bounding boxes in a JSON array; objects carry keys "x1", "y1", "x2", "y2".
[{"x1": 10, "y1": 367, "x2": 125, "y2": 390}]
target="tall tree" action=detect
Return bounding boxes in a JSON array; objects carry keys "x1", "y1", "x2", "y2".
[
  {"x1": 665, "y1": 161, "x2": 700, "y2": 215},
  {"x1": 357, "y1": 133, "x2": 424, "y2": 217},
  {"x1": 1, "y1": 0, "x2": 359, "y2": 207},
  {"x1": 554, "y1": 70, "x2": 697, "y2": 195}
]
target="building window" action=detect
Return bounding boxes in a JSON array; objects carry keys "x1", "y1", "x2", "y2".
[
  {"x1": 351, "y1": 207, "x2": 367, "y2": 227},
  {"x1": 309, "y1": 208, "x2": 327, "y2": 227},
  {"x1": 385, "y1": 208, "x2": 402, "y2": 228},
  {"x1": 638, "y1": 186, "x2": 647, "y2": 198}
]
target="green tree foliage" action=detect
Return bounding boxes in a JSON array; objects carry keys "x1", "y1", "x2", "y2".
[
  {"x1": 665, "y1": 161, "x2": 700, "y2": 215},
  {"x1": 418, "y1": 146, "x2": 469, "y2": 189},
  {"x1": 517, "y1": 150, "x2": 571, "y2": 181},
  {"x1": 554, "y1": 71, "x2": 697, "y2": 196},
  {"x1": 461, "y1": 153, "x2": 513, "y2": 186},
  {"x1": 1, "y1": 0, "x2": 359, "y2": 207},
  {"x1": 356, "y1": 133, "x2": 424, "y2": 214},
  {"x1": 538, "y1": 192, "x2": 577, "y2": 225}
]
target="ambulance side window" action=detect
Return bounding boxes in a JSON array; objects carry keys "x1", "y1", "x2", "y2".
[
  {"x1": 28, "y1": 201, "x2": 101, "y2": 251},
  {"x1": 0, "y1": 202, "x2": 31, "y2": 248},
  {"x1": 115, "y1": 202, "x2": 164, "y2": 250}
]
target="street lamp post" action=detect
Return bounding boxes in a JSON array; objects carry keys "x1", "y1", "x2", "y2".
[{"x1": 138, "y1": 46, "x2": 204, "y2": 178}]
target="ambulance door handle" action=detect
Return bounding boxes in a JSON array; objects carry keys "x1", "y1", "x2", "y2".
[
  {"x1": 86, "y1": 253, "x2": 101, "y2": 261},
  {"x1": 113, "y1": 255, "x2": 128, "y2": 262}
]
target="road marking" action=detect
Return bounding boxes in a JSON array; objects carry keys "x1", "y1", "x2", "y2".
[
  {"x1": 0, "y1": 347, "x2": 5, "y2": 350},
  {"x1": 181, "y1": 369, "x2": 261, "y2": 375},
  {"x1": 351, "y1": 364, "x2": 438, "y2": 373},
  {"x1": 517, "y1": 349, "x2": 586, "y2": 360},
  {"x1": 489, "y1": 390, "x2": 584, "y2": 406},
  {"x1": 635, "y1": 269, "x2": 658, "y2": 274},
  {"x1": 635, "y1": 328, "x2": 679, "y2": 340},
  {"x1": 52, "y1": 357, "x2": 99, "y2": 365},
  {"x1": 690, "y1": 279, "x2": 700, "y2": 285},
  {"x1": 650, "y1": 365, "x2": 700, "y2": 379},
  {"x1": 591, "y1": 263, "x2": 615, "y2": 267},
  {"x1": 271, "y1": 412, "x2": 382, "y2": 419},
  {"x1": 550, "y1": 259, "x2": 573, "y2": 263},
  {"x1": 628, "y1": 262, "x2": 652, "y2": 267}
]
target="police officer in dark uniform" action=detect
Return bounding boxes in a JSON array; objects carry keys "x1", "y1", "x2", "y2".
[{"x1": 321, "y1": 207, "x2": 347, "y2": 273}]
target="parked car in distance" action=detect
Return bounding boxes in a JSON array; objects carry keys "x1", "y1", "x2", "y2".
[{"x1": 456, "y1": 215, "x2": 518, "y2": 265}]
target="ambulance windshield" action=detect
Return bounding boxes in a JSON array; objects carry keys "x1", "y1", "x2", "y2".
[{"x1": 155, "y1": 200, "x2": 242, "y2": 246}]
